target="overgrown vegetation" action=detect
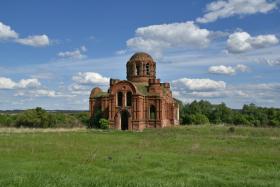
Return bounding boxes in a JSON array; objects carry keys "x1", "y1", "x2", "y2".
[
  {"x1": 1, "y1": 100, "x2": 280, "y2": 128},
  {"x1": 0, "y1": 107, "x2": 89, "y2": 128},
  {"x1": 0, "y1": 126, "x2": 279, "y2": 186},
  {"x1": 180, "y1": 100, "x2": 280, "y2": 127}
]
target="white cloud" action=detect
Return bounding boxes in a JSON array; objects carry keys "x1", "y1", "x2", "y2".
[
  {"x1": 0, "y1": 77, "x2": 41, "y2": 89},
  {"x1": 172, "y1": 78, "x2": 228, "y2": 101},
  {"x1": 16, "y1": 34, "x2": 50, "y2": 47},
  {"x1": 172, "y1": 78, "x2": 226, "y2": 91},
  {"x1": 0, "y1": 22, "x2": 18, "y2": 40},
  {"x1": 196, "y1": 0, "x2": 277, "y2": 23},
  {"x1": 15, "y1": 89, "x2": 57, "y2": 97},
  {"x1": 58, "y1": 46, "x2": 87, "y2": 59},
  {"x1": 72, "y1": 72, "x2": 110, "y2": 86},
  {"x1": 227, "y1": 32, "x2": 278, "y2": 53},
  {"x1": 172, "y1": 77, "x2": 280, "y2": 108},
  {"x1": 31, "y1": 89, "x2": 57, "y2": 97},
  {"x1": 0, "y1": 77, "x2": 16, "y2": 89},
  {"x1": 17, "y1": 78, "x2": 41, "y2": 88},
  {"x1": 208, "y1": 65, "x2": 236, "y2": 75},
  {"x1": 69, "y1": 72, "x2": 110, "y2": 95},
  {"x1": 235, "y1": 64, "x2": 249, "y2": 72},
  {"x1": 208, "y1": 64, "x2": 249, "y2": 75},
  {"x1": 127, "y1": 21, "x2": 211, "y2": 56}
]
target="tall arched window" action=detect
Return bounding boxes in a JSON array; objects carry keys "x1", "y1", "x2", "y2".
[
  {"x1": 136, "y1": 64, "x2": 140, "y2": 75},
  {"x1": 146, "y1": 63, "x2": 150, "y2": 75},
  {"x1": 126, "y1": 92, "x2": 132, "y2": 106},
  {"x1": 150, "y1": 105, "x2": 156, "y2": 120},
  {"x1": 117, "y1": 92, "x2": 123, "y2": 107}
]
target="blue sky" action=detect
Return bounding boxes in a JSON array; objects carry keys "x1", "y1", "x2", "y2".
[{"x1": 0, "y1": 0, "x2": 280, "y2": 110}]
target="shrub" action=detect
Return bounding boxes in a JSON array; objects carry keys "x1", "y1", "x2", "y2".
[
  {"x1": 89, "y1": 109, "x2": 102, "y2": 128},
  {"x1": 99, "y1": 118, "x2": 110, "y2": 129},
  {"x1": 181, "y1": 114, "x2": 192, "y2": 125},
  {"x1": 72, "y1": 112, "x2": 90, "y2": 126},
  {"x1": 0, "y1": 114, "x2": 16, "y2": 127},
  {"x1": 190, "y1": 114, "x2": 209, "y2": 125},
  {"x1": 268, "y1": 119, "x2": 280, "y2": 127},
  {"x1": 15, "y1": 107, "x2": 53, "y2": 128},
  {"x1": 232, "y1": 113, "x2": 250, "y2": 125}
]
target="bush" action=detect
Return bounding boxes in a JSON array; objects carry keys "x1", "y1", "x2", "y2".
[
  {"x1": 14, "y1": 107, "x2": 87, "y2": 128},
  {"x1": 268, "y1": 119, "x2": 280, "y2": 127},
  {"x1": 99, "y1": 118, "x2": 109, "y2": 129},
  {"x1": 16, "y1": 107, "x2": 53, "y2": 128},
  {"x1": 190, "y1": 114, "x2": 209, "y2": 125},
  {"x1": 181, "y1": 114, "x2": 192, "y2": 125},
  {"x1": 89, "y1": 109, "x2": 102, "y2": 128},
  {"x1": 232, "y1": 113, "x2": 250, "y2": 125},
  {"x1": 0, "y1": 114, "x2": 16, "y2": 127},
  {"x1": 72, "y1": 112, "x2": 90, "y2": 126}
]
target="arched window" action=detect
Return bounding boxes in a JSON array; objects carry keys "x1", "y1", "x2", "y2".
[
  {"x1": 150, "y1": 105, "x2": 156, "y2": 120},
  {"x1": 126, "y1": 92, "x2": 132, "y2": 106},
  {"x1": 146, "y1": 63, "x2": 150, "y2": 75},
  {"x1": 117, "y1": 92, "x2": 123, "y2": 107},
  {"x1": 136, "y1": 64, "x2": 140, "y2": 75}
]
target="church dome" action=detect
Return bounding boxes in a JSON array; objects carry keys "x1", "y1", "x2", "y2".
[
  {"x1": 129, "y1": 52, "x2": 154, "y2": 62},
  {"x1": 90, "y1": 87, "x2": 102, "y2": 98},
  {"x1": 126, "y1": 52, "x2": 156, "y2": 83}
]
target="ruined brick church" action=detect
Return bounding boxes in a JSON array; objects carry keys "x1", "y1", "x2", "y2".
[{"x1": 89, "y1": 52, "x2": 179, "y2": 131}]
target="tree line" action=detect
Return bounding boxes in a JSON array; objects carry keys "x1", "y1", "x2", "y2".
[
  {"x1": 0, "y1": 101, "x2": 280, "y2": 128},
  {"x1": 179, "y1": 100, "x2": 280, "y2": 127},
  {"x1": 0, "y1": 107, "x2": 89, "y2": 128}
]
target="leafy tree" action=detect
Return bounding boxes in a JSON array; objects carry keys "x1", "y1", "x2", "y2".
[
  {"x1": 190, "y1": 113, "x2": 209, "y2": 125},
  {"x1": 16, "y1": 107, "x2": 52, "y2": 128}
]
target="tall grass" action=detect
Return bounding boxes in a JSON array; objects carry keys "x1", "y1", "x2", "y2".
[{"x1": 0, "y1": 126, "x2": 279, "y2": 186}]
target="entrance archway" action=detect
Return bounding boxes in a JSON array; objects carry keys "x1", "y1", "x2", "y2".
[{"x1": 121, "y1": 110, "x2": 129, "y2": 130}]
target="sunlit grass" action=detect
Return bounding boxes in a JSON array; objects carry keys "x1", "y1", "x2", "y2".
[{"x1": 0, "y1": 125, "x2": 279, "y2": 186}]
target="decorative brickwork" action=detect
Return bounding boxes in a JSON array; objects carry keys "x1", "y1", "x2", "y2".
[{"x1": 89, "y1": 52, "x2": 179, "y2": 131}]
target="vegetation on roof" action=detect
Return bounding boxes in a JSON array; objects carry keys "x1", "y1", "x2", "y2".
[
  {"x1": 94, "y1": 92, "x2": 108, "y2": 98},
  {"x1": 135, "y1": 83, "x2": 148, "y2": 95}
]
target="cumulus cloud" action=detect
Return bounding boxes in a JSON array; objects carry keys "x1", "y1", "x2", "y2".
[
  {"x1": 0, "y1": 21, "x2": 51, "y2": 47},
  {"x1": 16, "y1": 34, "x2": 50, "y2": 47},
  {"x1": 0, "y1": 22, "x2": 18, "y2": 40},
  {"x1": 58, "y1": 46, "x2": 87, "y2": 59},
  {"x1": 72, "y1": 72, "x2": 109, "y2": 86},
  {"x1": 172, "y1": 78, "x2": 226, "y2": 91},
  {"x1": 17, "y1": 78, "x2": 41, "y2": 88},
  {"x1": 172, "y1": 77, "x2": 280, "y2": 108},
  {"x1": 69, "y1": 72, "x2": 110, "y2": 95},
  {"x1": 0, "y1": 77, "x2": 41, "y2": 89},
  {"x1": 127, "y1": 21, "x2": 211, "y2": 56},
  {"x1": 0, "y1": 77, "x2": 16, "y2": 89},
  {"x1": 208, "y1": 65, "x2": 236, "y2": 75},
  {"x1": 227, "y1": 32, "x2": 278, "y2": 53},
  {"x1": 196, "y1": 0, "x2": 277, "y2": 23},
  {"x1": 208, "y1": 64, "x2": 249, "y2": 75},
  {"x1": 171, "y1": 78, "x2": 227, "y2": 101}
]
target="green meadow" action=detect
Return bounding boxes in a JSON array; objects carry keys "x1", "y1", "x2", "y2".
[{"x1": 0, "y1": 126, "x2": 279, "y2": 187}]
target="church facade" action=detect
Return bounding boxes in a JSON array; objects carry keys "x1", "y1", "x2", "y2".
[{"x1": 89, "y1": 52, "x2": 179, "y2": 131}]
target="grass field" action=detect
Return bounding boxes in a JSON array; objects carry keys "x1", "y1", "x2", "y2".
[{"x1": 0, "y1": 126, "x2": 279, "y2": 187}]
